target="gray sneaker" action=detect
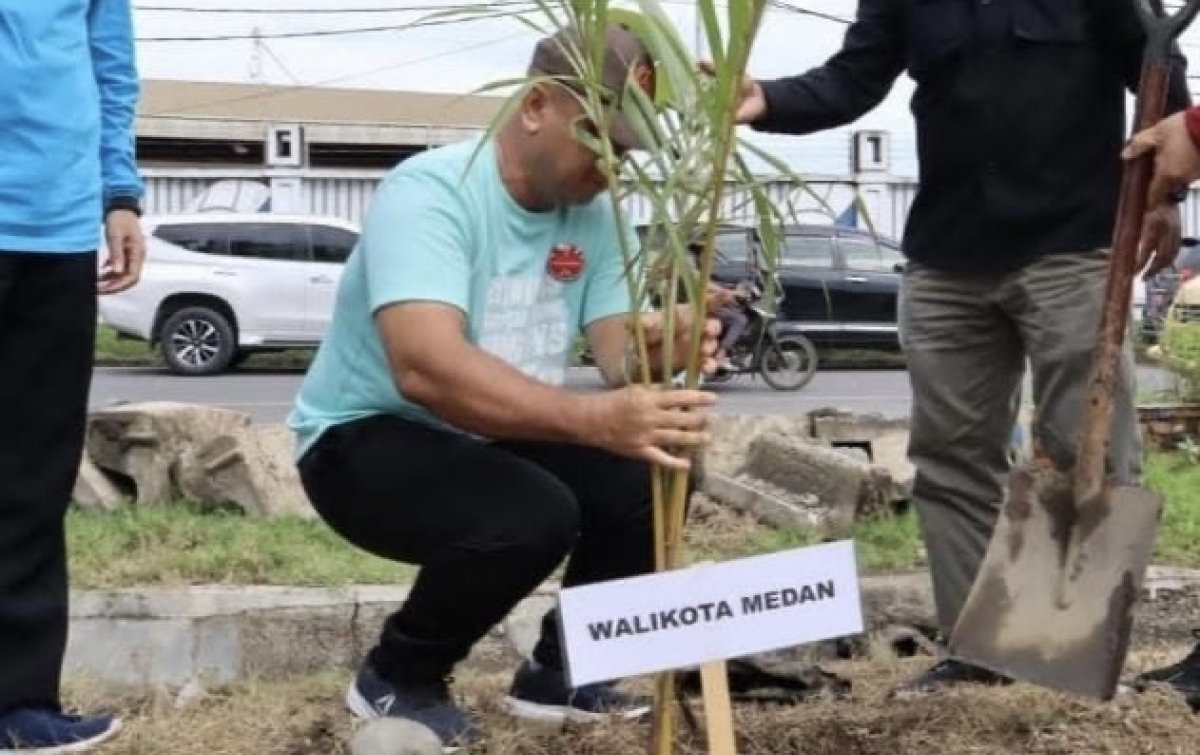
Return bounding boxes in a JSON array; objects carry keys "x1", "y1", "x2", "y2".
[{"x1": 346, "y1": 662, "x2": 480, "y2": 752}]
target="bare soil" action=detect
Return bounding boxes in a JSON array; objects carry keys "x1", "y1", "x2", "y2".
[{"x1": 71, "y1": 640, "x2": 1200, "y2": 755}]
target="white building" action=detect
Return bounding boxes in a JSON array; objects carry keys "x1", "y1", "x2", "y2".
[
  {"x1": 137, "y1": 79, "x2": 921, "y2": 240},
  {"x1": 136, "y1": 79, "x2": 1200, "y2": 243}
]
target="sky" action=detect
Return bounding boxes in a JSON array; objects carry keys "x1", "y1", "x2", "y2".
[
  {"x1": 130, "y1": 0, "x2": 1200, "y2": 179},
  {"x1": 130, "y1": 0, "x2": 922, "y2": 176}
]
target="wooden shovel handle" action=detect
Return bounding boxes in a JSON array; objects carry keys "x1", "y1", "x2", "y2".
[{"x1": 1074, "y1": 62, "x2": 1170, "y2": 502}]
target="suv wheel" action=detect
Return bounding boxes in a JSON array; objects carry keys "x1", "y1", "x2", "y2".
[{"x1": 159, "y1": 306, "x2": 236, "y2": 376}]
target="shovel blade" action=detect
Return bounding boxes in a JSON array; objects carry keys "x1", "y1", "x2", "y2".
[{"x1": 947, "y1": 466, "x2": 1163, "y2": 701}]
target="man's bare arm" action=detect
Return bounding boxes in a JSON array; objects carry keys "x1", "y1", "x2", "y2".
[
  {"x1": 378, "y1": 301, "x2": 594, "y2": 441},
  {"x1": 587, "y1": 314, "x2": 631, "y2": 388}
]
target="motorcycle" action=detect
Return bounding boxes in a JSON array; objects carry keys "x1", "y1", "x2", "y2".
[{"x1": 705, "y1": 297, "x2": 819, "y2": 391}]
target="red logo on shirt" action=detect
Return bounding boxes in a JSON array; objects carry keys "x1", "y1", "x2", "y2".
[{"x1": 547, "y1": 243, "x2": 585, "y2": 282}]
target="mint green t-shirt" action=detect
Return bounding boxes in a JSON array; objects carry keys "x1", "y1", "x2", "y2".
[{"x1": 287, "y1": 137, "x2": 634, "y2": 459}]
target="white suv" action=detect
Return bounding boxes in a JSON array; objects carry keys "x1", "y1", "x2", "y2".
[{"x1": 99, "y1": 212, "x2": 360, "y2": 376}]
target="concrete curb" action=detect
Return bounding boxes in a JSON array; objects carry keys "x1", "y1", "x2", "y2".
[{"x1": 65, "y1": 568, "x2": 1200, "y2": 692}]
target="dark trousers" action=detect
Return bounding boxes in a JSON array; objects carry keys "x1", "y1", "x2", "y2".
[
  {"x1": 0, "y1": 252, "x2": 97, "y2": 713},
  {"x1": 716, "y1": 305, "x2": 749, "y2": 352},
  {"x1": 297, "y1": 414, "x2": 656, "y2": 683}
]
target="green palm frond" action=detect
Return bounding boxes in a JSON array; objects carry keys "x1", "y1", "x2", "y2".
[{"x1": 432, "y1": 1, "x2": 880, "y2": 750}]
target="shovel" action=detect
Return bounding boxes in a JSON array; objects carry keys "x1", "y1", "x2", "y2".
[{"x1": 946, "y1": 0, "x2": 1200, "y2": 702}]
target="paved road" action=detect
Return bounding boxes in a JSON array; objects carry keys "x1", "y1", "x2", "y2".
[
  {"x1": 90, "y1": 366, "x2": 918, "y2": 423},
  {"x1": 89, "y1": 364, "x2": 1182, "y2": 425}
]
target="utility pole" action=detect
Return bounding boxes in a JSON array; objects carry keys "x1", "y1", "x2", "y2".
[{"x1": 248, "y1": 26, "x2": 264, "y2": 84}]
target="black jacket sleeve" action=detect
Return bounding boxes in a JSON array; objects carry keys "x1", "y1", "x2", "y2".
[
  {"x1": 751, "y1": 0, "x2": 906, "y2": 136},
  {"x1": 1090, "y1": 0, "x2": 1192, "y2": 115}
]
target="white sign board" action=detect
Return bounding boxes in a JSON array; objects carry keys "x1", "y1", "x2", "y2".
[{"x1": 557, "y1": 540, "x2": 864, "y2": 687}]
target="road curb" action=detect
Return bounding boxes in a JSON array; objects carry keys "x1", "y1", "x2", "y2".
[{"x1": 64, "y1": 567, "x2": 1200, "y2": 692}]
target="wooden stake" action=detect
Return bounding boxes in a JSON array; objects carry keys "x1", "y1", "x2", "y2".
[{"x1": 700, "y1": 661, "x2": 737, "y2": 755}]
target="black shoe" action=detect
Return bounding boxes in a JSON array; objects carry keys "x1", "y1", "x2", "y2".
[
  {"x1": 345, "y1": 661, "x2": 480, "y2": 752},
  {"x1": 1130, "y1": 630, "x2": 1200, "y2": 711},
  {"x1": 503, "y1": 660, "x2": 651, "y2": 723},
  {"x1": 889, "y1": 659, "x2": 1012, "y2": 699}
]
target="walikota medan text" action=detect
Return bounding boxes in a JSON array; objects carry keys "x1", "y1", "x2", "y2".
[{"x1": 586, "y1": 580, "x2": 838, "y2": 641}]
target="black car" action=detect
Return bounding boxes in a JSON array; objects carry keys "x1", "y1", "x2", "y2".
[
  {"x1": 1142, "y1": 238, "x2": 1200, "y2": 344},
  {"x1": 705, "y1": 223, "x2": 905, "y2": 348}
]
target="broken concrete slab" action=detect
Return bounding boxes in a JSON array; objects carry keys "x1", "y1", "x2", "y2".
[
  {"x1": 72, "y1": 455, "x2": 126, "y2": 512},
  {"x1": 746, "y1": 432, "x2": 893, "y2": 527},
  {"x1": 808, "y1": 408, "x2": 910, "y2": 444},
  {"x1": 701, "y1": 471, "x2": 825, "y2": 529},
  {"x1": 175, "y1": 424, "x2": 315, "y2": 519},
  {"x1": 704, "y1": 415, "x2": 812, "y2": 477},
  {"x1": 870, "y1": 430, "x2": 915, "y2": 501},
  {"x1": 86, "y1": 402, "x2": 252, "y2": 506}
]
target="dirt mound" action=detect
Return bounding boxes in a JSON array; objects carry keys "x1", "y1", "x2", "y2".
[{"x1": 77, "y1": 645, "x2": 1200, "y2": 755}]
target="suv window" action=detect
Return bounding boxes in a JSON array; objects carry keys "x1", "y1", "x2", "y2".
[
  {"x1": 712, "y1": 229, "x2": 753, "y2": 265},
  {"x1": 781, "y1": 234, "x2": 834, "y2": 268},
  {"x1": 153, "y1": 223, "x2": 230, "y2": 255},
  {"x1": 310, "y1": 225, "x2": 358, "y2": 264},
  {"x1": 840, "y1": 236, "x2": 905, "y2": 273},
  {"x1": 228, "y1": 223, "x2": 311, "y2": 262}
]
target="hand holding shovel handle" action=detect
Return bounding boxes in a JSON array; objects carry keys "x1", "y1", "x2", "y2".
[{"x1": 1064, "y1": 0, "x2": 1200, "y2": 603}]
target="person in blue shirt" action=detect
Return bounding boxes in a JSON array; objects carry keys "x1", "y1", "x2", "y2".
[
  {"x1": 0, "y1": 1, "x2": 144, "y2": 752},
  {"x1": 289, "y1": 24, "x2": 720, "y2": 750}
]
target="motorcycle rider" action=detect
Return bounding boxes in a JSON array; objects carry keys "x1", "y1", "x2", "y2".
[{"x1": 709, "y1": 280, "x2": 755, "y2": 371}]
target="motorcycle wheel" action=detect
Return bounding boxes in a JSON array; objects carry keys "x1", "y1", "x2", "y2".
[{"x1": 758, "y1": 333, "x2": 818, "y2": 391}]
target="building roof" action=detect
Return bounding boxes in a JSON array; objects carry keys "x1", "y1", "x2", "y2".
[{"x1": 139, "y1": 79, "x2": 507, "y2": 130}]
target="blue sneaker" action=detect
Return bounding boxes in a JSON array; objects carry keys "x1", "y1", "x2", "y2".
[
  {"x1": 0, "y1": 709, "x2": 121, "y2": 754},
  {"x1": 344, "y1": 662, "x2": 479, "y2": 752},
  {"x1": 503, "y1": 660, "x2": 650, "y2": 723}
]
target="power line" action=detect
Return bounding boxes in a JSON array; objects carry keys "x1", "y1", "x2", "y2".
[
  {"x1": 136, "y1": 2, "x2": 528, "y2": 13},
  {"x1": 136, "y1": 5, "x2": 533, "y2": 41},
  {"x1": 261, "y1": 40, "x2": 301, "y2": 84},
  {"x1": 138, "y1": 0, "x2": 852, "y2": 23},
  {"x1": 141, "y1": 30, "x2": 529, "y2": 116},
  {"x1": 767, "y1": 0, "x2": 850, "y2": 25},
  {"x1": 141, "y1": 23, "x2": 429, "y2": 41},
  {"x1": 135, "y1": 1, "x2": 848, "y2": 42}
]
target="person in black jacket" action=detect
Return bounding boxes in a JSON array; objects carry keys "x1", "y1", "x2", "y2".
[{"x1": 719, "y1": 0, "x2": 1194, "y2": 698}]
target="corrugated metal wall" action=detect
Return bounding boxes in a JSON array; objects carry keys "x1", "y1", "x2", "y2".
[
  {"x1": 143, "y1": 175, "x2": 231, "y2": 216},
  {"x1": 304, "y1": 177, "x2": 381, "y2": 222},
  {"x1": 142, "y1": 169, "x2": 1200, "y2": 243}
]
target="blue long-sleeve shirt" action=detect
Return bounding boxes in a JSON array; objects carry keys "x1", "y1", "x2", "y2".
[{"x1": 0, "y1": 0, "x2": 143, "y2": 253}]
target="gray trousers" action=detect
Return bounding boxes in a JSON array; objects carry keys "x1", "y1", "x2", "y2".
[{"x1": 899, "y1": 251, "x2": 1142, "y2": 639}]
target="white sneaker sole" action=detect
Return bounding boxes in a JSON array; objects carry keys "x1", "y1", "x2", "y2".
[
  {"x1": 0, "y1": 717, "x2": 122, "y2": 755},
  {"x1": 502, "y1": 696, "x2": 651, "y2": 724},
  {"x1": 345, "y1": 683, "x2": 463, "y2": 754}
]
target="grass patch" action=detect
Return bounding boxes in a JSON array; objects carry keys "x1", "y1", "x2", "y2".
[
  {"x1": 65, "y1": 454, "x2": 1200, "y2": 588},
  {"x1": 685, "y1": 494, "x2": 923, "y2": 575},
  {"x1": 94, "y1": 324, "x2": 314, "y2": 369},
  {"x1": 690, "y1": 452, "x2": 1200, "y2": 573},
  {"x1": 816, "y1": 346, "x2": 907, "y2": 370},
  {"x1": 66, "y1": 502, "x2": 411, "y2": 589},
  {"x1": 94, "y1": 324, "x2": 154, "y2": 363},
  {"x1": 1146, "y1": 452, "x2": 1200, "y2": 567}
]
